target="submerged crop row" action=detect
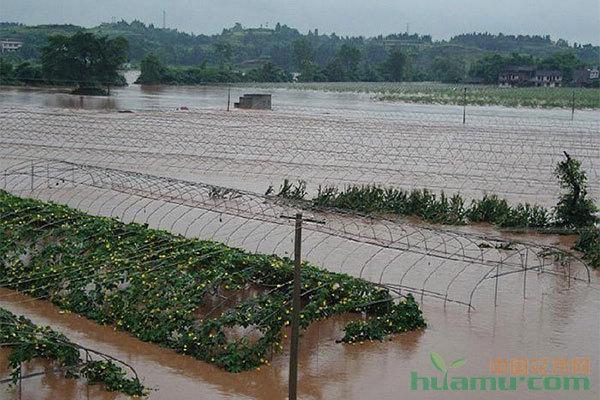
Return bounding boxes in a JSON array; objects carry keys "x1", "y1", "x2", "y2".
[
  {"x1": 271, "y1": 154, "x2": 599, "y2": 268},
  {"x1": 0, "y1": 308, "x2": 145, "y2": 396},
  {"x1": 0, "y1": 190, "x2": 426, "y2": 373}
]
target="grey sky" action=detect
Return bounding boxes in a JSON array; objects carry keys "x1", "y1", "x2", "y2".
[{"x1": 1, "y1": 0, "x2": 599, "y2": 44}]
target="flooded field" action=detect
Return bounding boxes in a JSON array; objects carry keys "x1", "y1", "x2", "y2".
[
  {"x1": 1, "y1": 89, "x2": 598, "y2": 206},
  {"x1": 0, "y1": 83, "x2": 599, "y2": 399}
]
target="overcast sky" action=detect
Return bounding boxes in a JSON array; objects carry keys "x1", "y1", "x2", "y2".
[{"x1": 1, "y1": 0, "x2": 599, "y2": 44}]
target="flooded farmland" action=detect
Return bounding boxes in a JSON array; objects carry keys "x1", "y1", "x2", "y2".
[{"x1": 0, "y1": 83, "x2": 599, "y2": 399}]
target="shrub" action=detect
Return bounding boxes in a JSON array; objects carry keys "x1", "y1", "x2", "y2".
[
  {"x1": 574, "y1": 227, "x2": 600, "y2": 269},
  {"x1": 554, "y1": 152, "x2": 599, "y2": 228}
]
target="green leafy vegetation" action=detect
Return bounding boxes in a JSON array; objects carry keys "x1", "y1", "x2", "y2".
[
  {"x1": 341, "y1": 295, "x2": 424, "y2": 343},
  {"x1": 278, "y1": 183, "x2": 549, "y2": 228},
  {"x1": 0, "y1": 308, "x2": 145, "y2": 396},
  {"x1": 0, "y1": 191, "x2": 426, "y2": 373},
  {"x1": 247, "y1": 82, "x2": 600, "y2": 109},
  {"x1": 136, "y1": 53, "x2": 291, "y2": 85},
  {"x1": 574, "y1": 227, "x2": 600, "y2": 269},
  {"x1": 1, "y1": 31, "x2": 128, "y2": 93},
  {"x1": 80, "y1": 361, "x2": 146, "y2": 395},
  {"x1": 554, "y1": 152, "x2": 599, "y2": 228},
  {"x1": 1, "y1": 21, "x2": 598, "y2": 86},
  {"x1": 272, "y1": 154, "x2": 598, "y2": 266}
]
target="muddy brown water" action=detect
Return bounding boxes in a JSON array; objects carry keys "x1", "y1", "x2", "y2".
[
  {"x1": 1, "y1": 83, "x2": 599, "y2": 399},
  {"x1": 1, "y1": 260, "x2": 598, "y2": 400}
]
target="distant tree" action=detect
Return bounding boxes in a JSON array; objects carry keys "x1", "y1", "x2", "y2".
[
  {"x1": 292, "y1": 38, "x2": 314, "y2": 70},
  {"x1": 137, "y1": 53, "x2": 165, "y2": 84},
  {"x1": 298, "y1": 62, "x2": 326, "y2": 82},
  {"x1": 15, "y1": 62, "x2": 43, "y2": 84},
  {"x1": 40, "y1": 31, "x2": 128, "y2": 92},
  {"x1": 468, "y1": 54, "x2": 504, "y2": 83},
  {"x1": 246, "y1": 62, "x2": 291, "y2": 82},
  {"x1": 213, "y1": 41, "x2": 233, "y2": 66},
  {"x1": 0, "y1": 59, "x2": 16, "y2": 84},
  {"x1": 323, "y1": 59, "x2": 346, "y2": 81},
  {"x1": 538, "y1": 52, "x2": 583, "y2": 82},
  {"x1": 360, "y1": 64, "x2": 383, "y2": 82},
  {"x1": 380, "y1": 49, "x2": 408, "y2": 81},
  {"x1": 336, "y1": 44, "x2": 361, "y2": 79},
  {"x1": 431, "y1": 56, "x2": 466, "y2": 83}
]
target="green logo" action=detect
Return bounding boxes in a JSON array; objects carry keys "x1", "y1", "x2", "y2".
[
  {"x1": 429, "y1": 351, "x2": 465, "y2": 388},
  {"x1": 410, "y1": 352, "x2": 590, "y2": 392}
]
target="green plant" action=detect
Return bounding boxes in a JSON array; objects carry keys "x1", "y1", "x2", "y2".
[
  {"x1": 276, "y1": 179, "x2": 308, "y2": 200},
  {"x1": 81, "y1": 361, "x2": 146, "y2": 395},
  {"x1": 574, "y1": 227, "x2": 600, "y2": 268},
  {"x1": 306, "y1": 183, "x2": 550, "y2": 228},
  {"x1": 341, "y1": 294, "x2": 426, "y2": 343},
  {"x1": 0, "y1": 190, "x2": 426, "y2": 373},
  {"x1": 0, "y1": 308, "x2": 145, "y2": 396},
  {"x1": 554, "y1": 152, "x2": 598, "y2": 228}
]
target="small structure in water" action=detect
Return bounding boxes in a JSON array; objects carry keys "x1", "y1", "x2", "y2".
[{"x1": 234, "y1": 94, "x2": 272, "y2": 110}]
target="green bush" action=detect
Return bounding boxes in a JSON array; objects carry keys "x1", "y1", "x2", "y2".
[
  {"x1": 554, "y1": 153, "x2": 599, "y2": 228},
  {"x1": 342, "y1": 294, "x2": 425, "y2": 343},
  {"x1": 283, "y1": 184, "x2": 549, "y2": 229},
  {"x1": 0, "y1": 308, "x2": 145, "y2": 396},
  {"x1": 575, "y1": 227, "x2": 600, "y2": 269}
]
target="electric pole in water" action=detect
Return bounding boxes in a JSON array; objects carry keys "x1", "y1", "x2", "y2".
[
  {"x1": 279, "y1": 213, "x2": 325, "y2": 400},
  {"x1": 163, "y1": 11, "x2": 166, "y2": 30},
  {"x1": 289, "y1": 213, "x2": 302, "y2": 400}
]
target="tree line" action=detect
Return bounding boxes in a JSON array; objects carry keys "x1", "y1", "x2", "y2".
[
  {"x1": 1, "y1": 21, "x2": 598, "y2": 88},
  {"x1": 1, "y1": 31, "x2": 128, "y2": 94}
]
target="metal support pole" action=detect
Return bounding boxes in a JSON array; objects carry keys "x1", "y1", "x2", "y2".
[
  {"x1": 571, "y1": 90, "x2": 575, "y2": 121},
  {"x1": 30, "y1": 163, "x2": 34, "y2": 191},
  {"x1": 288, "y1": 212, "x2": 302, "y2": 400},
  {"x1": 227, "y1": 86, "x2": 231, "y2": 112},
  {"x1": 18, "y1": 363, "x2": 22, "y2": 400},
  {"x1": 522, "y1": 251, "x2": 528, "y2": 299},
  {"x1": 86, "y1": 351, "x2": 91, "y2": 400},
  {"x1": 494, "y1": 261, "x2": 500, "y2": 307},
  {"x1": 462, "y1": 87, "x2": 467, "y2": 124}
]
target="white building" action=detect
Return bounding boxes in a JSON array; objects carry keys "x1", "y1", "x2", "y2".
[{"x1": 0, "y1": 40, "x2": 23, "y2": 53}]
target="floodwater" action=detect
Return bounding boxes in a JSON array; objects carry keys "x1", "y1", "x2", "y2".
[{"x1": 1, "y1": 79, "x2": 599, "y2": 399}]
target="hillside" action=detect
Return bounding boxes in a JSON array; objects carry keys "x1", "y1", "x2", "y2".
[{"x1": 1, "y1": 20, "x2": 598, "y2": 71}]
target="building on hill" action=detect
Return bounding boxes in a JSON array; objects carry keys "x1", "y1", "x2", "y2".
[
  {"x1": 0, "y1": 39, "x2": 22, "y2": 53},
  {"x1": 533, "y1": 70, "x2": 563, "y2": 87},
  {"x1": 573, "y1": 68, "x2": 600, "y2": 87},
  {"x1": 498, "y1": 66, "x2": 535, "y2": 87},
  {"x1": 498, "y1": 67, "x2": 565, "y2": 87}
]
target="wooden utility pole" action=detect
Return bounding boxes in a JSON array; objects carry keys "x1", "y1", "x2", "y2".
[
  {"x1": 278, "y1": 213, "x2": 324, "y2": 400},
  {"x1": 288, "y1": 212, "x2": 302, "y2": 400}
]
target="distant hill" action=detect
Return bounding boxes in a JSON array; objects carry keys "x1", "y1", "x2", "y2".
[{"x1": 1, "y1": 20, "x2": 598, "y2": 72}]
